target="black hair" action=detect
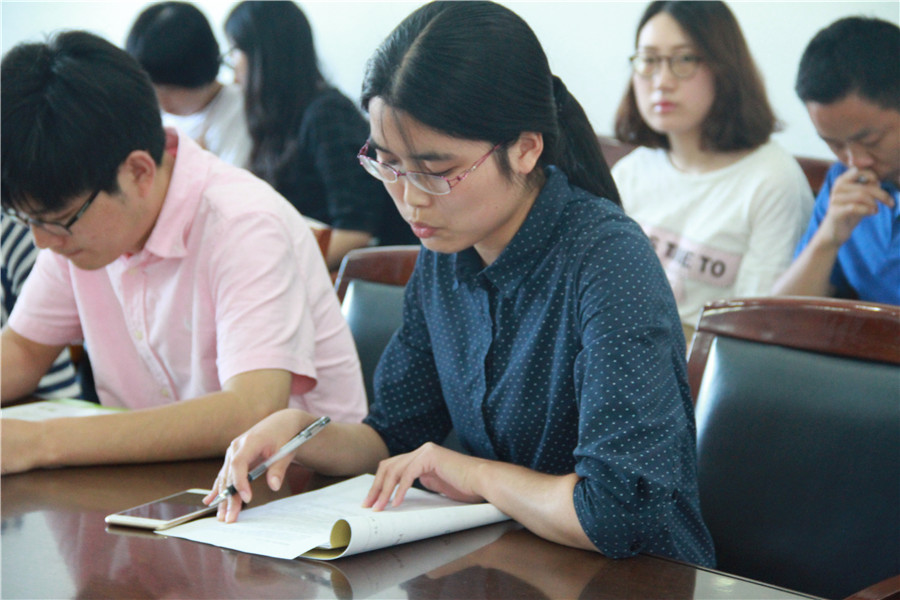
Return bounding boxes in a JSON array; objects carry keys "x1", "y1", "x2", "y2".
[
  {"x1": 1, "y1": 30, "x2": 165, "y2": 214},
  {"x1": 126, "y1": 1, "x2": 220, "y2": 88},
  {"x1": 615, "y1": 0, "x2": 775, "y2": 152},
  {"x1": 796, "y1": 16, "x2": 900, "y2": 111},
  {"x1": 225, "y1": 1, "x2": 327, "y2": 187},
  {"x1": 360, "y1": 1, "x2": 619, "y2": 204}
]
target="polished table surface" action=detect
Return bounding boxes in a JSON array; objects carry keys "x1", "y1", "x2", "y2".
[{"x1": 1, "y1": 458, "x2": 820, "y2": 599}]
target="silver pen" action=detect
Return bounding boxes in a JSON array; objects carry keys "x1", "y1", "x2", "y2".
[{"x1": 209, "y1": 416, "x2": 330, "y2": 508}]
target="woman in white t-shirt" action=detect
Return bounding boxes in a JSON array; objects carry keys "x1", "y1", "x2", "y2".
[{"x1": 612, "y1": 0, "x2": 813, "y2": 343}]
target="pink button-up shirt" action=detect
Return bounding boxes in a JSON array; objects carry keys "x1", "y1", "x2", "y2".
[{"x1": 11, "y1": 130, "x2": 367, "y2": 422}]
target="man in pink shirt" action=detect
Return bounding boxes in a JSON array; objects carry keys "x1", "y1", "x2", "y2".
[{"x1": 0, "y1": 31, "x2": 367, "y2": 475}]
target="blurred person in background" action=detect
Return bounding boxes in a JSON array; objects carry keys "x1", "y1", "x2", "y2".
[
  {"x1": 127, "y1": 1, "x2": 251, "y2": 168},
  {"x1": 613, "y1": 1, "x2": 813, "y2": 343},
  {"x1": 225, "y1": 1, "x2": 417, "y2": 271},
  {"x1": 773, "y1": 17, "x2": 899, "y2": 304}
]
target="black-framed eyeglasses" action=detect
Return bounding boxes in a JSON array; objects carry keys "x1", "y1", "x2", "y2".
[
  {"x1": 2, "y1": 187, "x2": 101, "y2": 236},
  {"x1": 357, "y1": 142, "x2": 502, "y2": 196},
  {"x1": 630, "y1": 52, "x2": 704, "y2": 79}
]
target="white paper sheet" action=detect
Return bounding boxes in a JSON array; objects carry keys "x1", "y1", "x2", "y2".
[
  {"x1": 163, "y1": 474, "x2": 510, "y2": 561},
  {"x1": 0, "y1": 398, "x2": 124, "y2": 421}
]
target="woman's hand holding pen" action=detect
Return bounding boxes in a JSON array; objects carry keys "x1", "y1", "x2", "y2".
[{"x1": 205, "y1": 408, "x2": 311, "y2": 523}]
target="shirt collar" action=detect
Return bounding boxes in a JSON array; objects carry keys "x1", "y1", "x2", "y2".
[
  {"x1": 137, "y1": 128, "x2": 209, "y2": 261},
  {"x1": 888, "y1": 183, "x2": 900, "y2": 221},
  {"x1": 453, "y1": 166, "x2": 570, "y2": 296}
]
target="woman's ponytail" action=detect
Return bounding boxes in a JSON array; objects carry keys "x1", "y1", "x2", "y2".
[{"x1": 551, "y1": 76, "x2": 620, "y2": 205}]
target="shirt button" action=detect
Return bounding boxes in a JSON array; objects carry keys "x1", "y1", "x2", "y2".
[
  {"x1": 134, "y1": 330, "x2": 143, "y2": 341},
  {"x1": 161, "y1": 388, "x2": 171, "y2": 398}
]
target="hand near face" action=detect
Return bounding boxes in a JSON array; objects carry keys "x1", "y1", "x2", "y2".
[
  {"x1": 820, "y1": 167, "x2": 895, "y2": 247},
  {"x1": 363, "y1": 442, "x2": 486, "y2": 510}
]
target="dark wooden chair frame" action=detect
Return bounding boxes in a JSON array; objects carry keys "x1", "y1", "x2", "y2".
[
  {"x1": 687, "y1": 296, "x2": 900, "y2": 600},
  {"x1": 334, "y1": 245, "x2": 420, "y2": 303},
  {"x1": 687, "y1": 296, "x2": 900, "y2": 404}
]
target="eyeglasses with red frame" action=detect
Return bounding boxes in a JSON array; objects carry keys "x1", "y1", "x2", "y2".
[{"x1": 357, "y1": 142, "x2": 502, "y2": 195}]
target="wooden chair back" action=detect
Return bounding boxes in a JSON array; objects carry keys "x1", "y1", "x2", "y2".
[
  {"x1": 304, "y1": 217, "x2": 332, "y2": 259},
  {"x1": 687, "y1": 296, "x2": 900, "y2": 400},
  {"x1": 334, "y1": 245, "x2": 420, "y2": 303},
  {"x1": 333, "y1": 245, "x2": 421, "y2": 403},
  {"x1": 688, "y1": 296, "x2": 900, "y2": 599}
]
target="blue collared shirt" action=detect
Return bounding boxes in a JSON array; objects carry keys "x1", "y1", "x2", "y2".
[{"x1": 365, "y1": 167, "x2": 715, "y2": 566}]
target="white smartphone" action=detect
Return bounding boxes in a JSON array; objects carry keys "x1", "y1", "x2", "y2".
[{"x1": 104, "y1": 488, "x2": 216, "y2": 530}]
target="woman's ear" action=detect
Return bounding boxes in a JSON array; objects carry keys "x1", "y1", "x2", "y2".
[{"x1": 508, "y1": 131, "x2": 544, "y2": 175}]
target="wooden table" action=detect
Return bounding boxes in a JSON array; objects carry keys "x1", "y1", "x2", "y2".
[{"x1": 1, "y1": 459, "x2": 819, "y2": 599}]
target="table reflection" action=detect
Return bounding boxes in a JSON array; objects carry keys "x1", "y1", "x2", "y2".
[
  {"x1": 1, "y1": 460, "x2": 815, "y2": 600},
  {"x1": 400, "y1": 528, "x2": 696, "y2": 600}
]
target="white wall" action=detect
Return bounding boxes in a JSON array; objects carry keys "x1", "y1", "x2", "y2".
[{"x1": 2, "y1": 1, "x2": 897, "y2": 159}]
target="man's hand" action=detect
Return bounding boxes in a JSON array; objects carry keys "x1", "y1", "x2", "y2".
[
  {"x1": 819, "y1": 167, "x2": 894, "y2": 248},
  {"x1": 773, "y1": 166, "x2": 895, "y2": 298}
]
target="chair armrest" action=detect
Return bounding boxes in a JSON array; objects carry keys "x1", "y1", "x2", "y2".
[{"x1": 844, "y1": 575, "x2": 900, "y2": 600}]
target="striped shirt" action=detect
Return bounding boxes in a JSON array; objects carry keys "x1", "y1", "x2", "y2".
[{"x1": 1, "y1": 218, "x2": 81, "y2": 398}]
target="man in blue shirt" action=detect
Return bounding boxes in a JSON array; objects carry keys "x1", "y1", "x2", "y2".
[{"x1": 774, "y1": 17, "x2": 899, "y2": 304}]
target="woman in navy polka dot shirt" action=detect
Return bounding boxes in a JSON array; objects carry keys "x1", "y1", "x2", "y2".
[{"x1": 209, "y1": 0, "x2": 715, "y2": 568}]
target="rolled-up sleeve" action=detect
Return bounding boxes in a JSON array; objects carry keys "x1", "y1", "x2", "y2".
[{"x1": 569, "y1": 229, "x2": 713, "y2": 565}]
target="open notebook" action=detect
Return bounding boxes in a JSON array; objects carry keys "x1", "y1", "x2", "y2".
[{"x1": 163, "y1": 474, "x2": 510, "y2": 560}]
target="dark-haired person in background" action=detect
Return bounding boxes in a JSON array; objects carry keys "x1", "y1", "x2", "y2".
[
  {"x1": 0, "y1": 31, "x2": 367, "y2": 475},
  {"x1": 773, "y1": 17, "x2": 899, "y2": 304},
  {"x1": 209, "y1": 0, "x2": 715, "y2": 567},
  {"x1": 224, "y1": 1, "x2": 417, "y2": 271},
  {"x1": 126, "y1": 1, "x2": 251, "y2": 168},
  {"x1": 613, "y1": 1, "x2": 812, "y2": 343}
]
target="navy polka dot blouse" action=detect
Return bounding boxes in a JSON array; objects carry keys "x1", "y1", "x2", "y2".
[{"x1": 364, "y1": 167, "x2": 716, "y2": 567}]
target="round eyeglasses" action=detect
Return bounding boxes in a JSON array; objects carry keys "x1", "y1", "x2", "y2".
[
  {"x1": 357, "y1": 142, "x2": 501, "y2": 196},
  {"x1": 630, "y1": 52, "x2": 703, "y2": 79},
  {"x1": 2, "y1": 187, "x2": 101, "y2": 236}
]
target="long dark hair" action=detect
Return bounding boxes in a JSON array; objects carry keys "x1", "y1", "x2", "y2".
[
  {"x1": 615, "y1": 1, "x2": 775, "y2": 152},
  {"x1": 360, "y1": 1, "x2": 619, "y2": 205},
  {"x1": 225, "y1": 1, "x2": 326, "y2": 187}
]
